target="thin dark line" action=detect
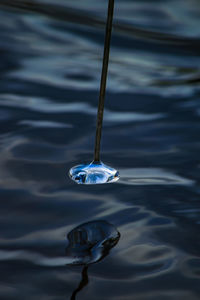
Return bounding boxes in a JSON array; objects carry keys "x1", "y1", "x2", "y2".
[
  {"x1": 93, "y1": 0, "x2": 115, "y2": 163},
  {"x1": 70, "y1": 266, "x2": 89, "y2": 300}
]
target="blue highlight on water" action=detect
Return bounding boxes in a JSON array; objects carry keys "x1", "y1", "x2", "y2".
[{"x1": 69, "y1": 161, "x2": 119, "y2": 184}]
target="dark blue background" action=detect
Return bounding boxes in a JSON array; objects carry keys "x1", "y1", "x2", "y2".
[{"x1": 0, "y1": 0, "x2": 200, "y2": 299}]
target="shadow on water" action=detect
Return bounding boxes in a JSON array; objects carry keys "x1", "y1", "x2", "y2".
[
  {"x1": 70, "y1": 266, "x2": 88, "y2": 300},
  {"x1": 66, "y1": 220, "x2": 120, "y2": 299}
]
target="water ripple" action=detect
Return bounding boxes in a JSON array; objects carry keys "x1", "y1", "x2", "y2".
[
  {"x1": 118, "y1": 168, "x2": 195, "y2": 186},
  {"x1": 0, "y1": 94, "x2": 164, "y2": 123},
  {"x1": 19, "y1": 120, "x2": 73, "y2": 128},
  {"x1": 0, "y1": 1, "x2": 200, "y2": 299}
]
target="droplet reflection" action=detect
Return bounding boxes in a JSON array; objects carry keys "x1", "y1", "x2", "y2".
[
  {"x1": 66, "y1": 220, "x2": 120, "y2": 300},
  {"x1": 66, "y1": 220, "x2": 120, "y2": 265}
]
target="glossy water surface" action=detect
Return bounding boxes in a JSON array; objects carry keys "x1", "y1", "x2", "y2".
[{"x1": 1, "y1": 0, "x2": 200, "y2": 299}]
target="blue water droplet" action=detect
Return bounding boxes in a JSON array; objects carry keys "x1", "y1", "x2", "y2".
[
  {"x1": 69, "y1": 161, "x2": 119, "y2": 184},
  {"x1": 66, "y1": 220, "x2": 120, "y2": 265}
]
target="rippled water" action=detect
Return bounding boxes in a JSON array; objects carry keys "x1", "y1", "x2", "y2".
[{"x1": 1, "y1": 0, "x2": 200, "y2": 299}]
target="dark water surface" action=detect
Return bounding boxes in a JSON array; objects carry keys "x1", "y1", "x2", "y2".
[{"x1": 1, "y1": 0, "x2": 200, "y2": 299}]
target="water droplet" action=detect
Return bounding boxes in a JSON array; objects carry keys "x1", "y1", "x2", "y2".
[
  {"x1": 66, "y1": 220, "x2": 120, "y2": 265},
  {"x1": 69, "y1": 161, "x2": 119, "y2": 184}
]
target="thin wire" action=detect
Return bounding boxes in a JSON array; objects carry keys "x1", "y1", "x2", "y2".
[{"x1": 93, "y1": 0, "x2": 115, "y2": 163}]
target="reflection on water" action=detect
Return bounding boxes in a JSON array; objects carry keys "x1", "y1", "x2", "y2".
[
  {"x1": 0, "y1": 0, "x2": 200, "y2": 299},
  {"x1": 66, "y1": 220, "x2": 120, "y2": 265},
  {"x1": 66, "y1": 220, "x2": 120, "y2": 299},
  {"x1": 71, "y1": 266, "x2": 89, "y2": 300}
]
